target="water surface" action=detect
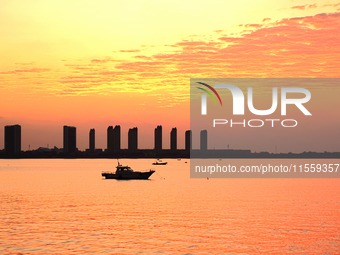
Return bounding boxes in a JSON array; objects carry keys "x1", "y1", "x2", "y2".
[{"x1": 0, "y1": 159, "x2": 338, "y2": 254}]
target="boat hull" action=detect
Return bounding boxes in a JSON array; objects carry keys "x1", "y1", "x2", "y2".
[{"x1": 102, "y1": 170, "x2": 155, "y2": 180}]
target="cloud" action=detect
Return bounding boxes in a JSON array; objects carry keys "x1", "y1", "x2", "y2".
[
  {"x1": 112, "y1": 12, "x2": 340, "y2": 78},
  {"x1": 0, "y1": 68, "x2": 50, "y2": 75},
  {"x1": 90, "y1": 57, "x2": 115, "y2": 64},
  {"x1": 292, "y1": 4, "x2": 317, "y2": 10},
  {"x1": 323, "y1": 3, "x2": 340, "y2": 8},
  {"x1": 14, "y1": 62, "x2": 35, "y2": 66},
  {"x1": 245, "y1": 23, "x2": 263, "y2": 28},
  {"x1": 119, "y1": 49, "x2": 141, "y2": 53},
  {"x1": 57, "y1": 11, "x2": 340, "y2": 101}
]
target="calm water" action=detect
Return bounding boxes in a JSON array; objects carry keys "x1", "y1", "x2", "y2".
[{"x1": 0, "y1": 159, "x2": 339, "y2": 254}]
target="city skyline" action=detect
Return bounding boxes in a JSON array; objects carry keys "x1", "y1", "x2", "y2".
[
  {"x1": 0, "y1": 123, "x2": 192, "y2": 151},
  {"x1": 3, "y1": 124, "x2": 340, "y2": 159},
  {"x1": 2, "y1": 124, "x2": 193, "y2": 152}
]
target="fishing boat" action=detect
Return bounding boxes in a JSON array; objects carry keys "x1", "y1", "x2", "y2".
[
  {"x1": 152, "y1": 159, "x2": 168, "y2": 165},
  {"x1": 102, "y1": 162, "x2": 155, "y2": 180}
]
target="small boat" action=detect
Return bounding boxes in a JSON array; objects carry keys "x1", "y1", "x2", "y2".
[
  {"x1": 152, "y1": 159, "x2": 168, "y2": 165},
  {"x1": 102, "y1": 163, "x2": 155, "y2": 180}
]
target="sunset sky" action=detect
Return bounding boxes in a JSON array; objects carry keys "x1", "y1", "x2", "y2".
[{"x1": 0, "y1": 0, "x2": 339, "y2": 152}]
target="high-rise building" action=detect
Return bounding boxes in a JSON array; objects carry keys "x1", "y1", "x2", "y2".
[
  {"x1": 107, "y1": 125, "x2": 121, "y2": 153},
  {"x1": 200, "y1": 130, "x2": 208, "y2": 151},
  {"x1": 128, "y1": 127, "x2": 138, "y2": 152},
  {"x1": 113, "y1": 125, "x2": 121, "y2": 152},
  {"x1": 185, "y1": 130, "x2": 192, "y2": 151},
  {"x1": 170, "y1": 128, "x2": 177, "y2": 151},
  {"x1": 4, "y1": 125, "x2": 21, "y2": 154},
  {"x1": 154, "y1": 125, "x2": 162, "y2": 151},
  {"x1": 89, "y1": 128, "x2": 95, "y2": 151},
  {"x1": 63, "y1": 126, "x2": 76, "y2": 153},
  {"x1": 107, "y1": 126, "x2": 114, "y2": 152}
]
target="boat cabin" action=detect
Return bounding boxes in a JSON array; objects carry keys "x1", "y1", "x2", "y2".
[{"x1": 116, "y1": 165, "x2": 133, "y2": 172}]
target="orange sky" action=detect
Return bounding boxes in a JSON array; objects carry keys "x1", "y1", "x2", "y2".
[{"x1": 0, "y1": 0, "x2": 339, "y2": 151}]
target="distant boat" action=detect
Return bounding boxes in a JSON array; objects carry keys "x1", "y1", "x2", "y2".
[
  {"x1": 152, "y1": 159, "x2": 168, "y2": 165},
  {"x1": 102, "y1": 163, "x2": 155, "y2": 180}
]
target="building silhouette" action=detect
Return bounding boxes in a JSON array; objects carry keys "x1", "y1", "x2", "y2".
[
  {"x1": 107, "y1": 125, "x2": 121, "y2": 153},
  {"x1": 1, "y1": 124, "x2": 340, "y2": 159},
  {"x1": 185, "y1": 130, "x2": 192, "y2": 151},
  {"x1": 200, "y1": 130, "x2": 208, "y2": 151},
  {"x1": 128, "y1": 127, "x2": 138, "y2": 152},
  {"x1": 89, "y1": 128, "x2": 95, "y2": 152},
  {"x1": 63, "y1": 126, "x2": 76, "y2": 153},
  {"x1": 113, "y1": 125, "x2": 121, "y2": 153},
  {"x1": 4, "y1": 125, "x2": 21, "y2": 155},
  {"x1": 154, "y1": 125, "x2": 162, "y2": 151},
  {"x1": 107, "y1": 126, "x2": 114, "y2": 152},
  {"x1": 170, "y1": 128, "x2": 177, "y2": 151}
]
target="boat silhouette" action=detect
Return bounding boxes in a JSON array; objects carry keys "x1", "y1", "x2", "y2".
[
  {"x1": 102, "y1": 162, "x2": 155, "y2": 180},
  {"x1": 152, "y1": 159, "x2": 168, "y2": 165}
]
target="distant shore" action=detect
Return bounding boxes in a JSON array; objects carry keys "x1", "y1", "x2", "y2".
[{"x1": 1, "y1": 149, "x2": 339, "y2": 159}]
